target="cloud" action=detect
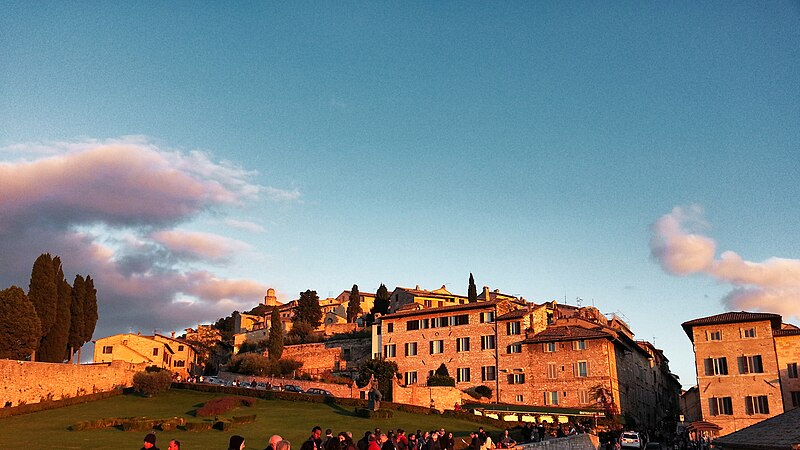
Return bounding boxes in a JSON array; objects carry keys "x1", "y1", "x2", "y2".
[
  {"x1": 225, "y1": 219, "x2": 267, "y2": 233},
  {"x1": 650, "y1": 205, "x2": 800, "y2": 321},
  {"x1": 264, "y1": 186, "x2": 302, "y2": 202},
  {"x1": 0, "y1": 138, "x2": 281, "y2": 342}
]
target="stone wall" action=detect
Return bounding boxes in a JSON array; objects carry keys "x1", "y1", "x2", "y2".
[
  {"x1": 278, "y1": 342, "x2": 344, "y2": 373},
  {"x1": 0, "y1": 360, "x2": 145, "y2": 407},
  {"x1": 520, "y1": 434, "x2": 599, "y2": 450},
  {"x1": 216, "y1": 372, "x2": 361, "y2": 398},
  {"x1": 392, "y1": 378, "x2": 463, "y2": 412},
  {"x1": 775, "y1": 333, "x2": 800, "y2": 411}
]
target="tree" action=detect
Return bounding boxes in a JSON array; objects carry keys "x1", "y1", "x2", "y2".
[
  {"x1": 287, "y1": 321, "x2": 316, "y2": 344},
  {"x1": 0, "y1": 286, "x2": 42, "y2": 360},
  {"x1": 37, "y1": 257, "x2": 72, "y2": 362},
  {"x1": 268, "y1": 306, "x2": 283, "y2": 360},
  {"x1": 82, "y1": 275, "x2": 98, "y2": 346},
  {"x1": 427, "y1": 363, "x2": 455, "y2": 387},
  {"x1": 346, "y1": 284, "x2": 361, "y2": 323},
  {"x1": 293, "y1": 290, "x2": 322, "y2": 329},
  {"x1": 468, "y1": 273, "x2": 477, "y2": 303},
  {"x1": 28, "y1": 253, "x2": 57, "y2": 357},
  {"x1": 66, "y1": 275, "x2": 86, "y2": 363},
  {"x1": 357, "y1": 358, "x2": 398, "y2": 388},
  {"x1": 372, "y1": 284, "x2": 390, "y2": 316}
]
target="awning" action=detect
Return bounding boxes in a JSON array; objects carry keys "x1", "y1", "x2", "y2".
[
  {"x1": 463, "y1": 403, "x2": 604, "y2": 418},
  {"x1": 687, "y1": 421, "x2": 722, "y2": 432}
]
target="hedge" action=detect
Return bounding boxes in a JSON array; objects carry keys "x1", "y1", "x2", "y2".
[{"x1": 0, "y1": 389, "x2": 123, "y2": 419}]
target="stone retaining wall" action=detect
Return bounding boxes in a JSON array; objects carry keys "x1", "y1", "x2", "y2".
[
  {"x1": 0, "y1": 359, "x2": 144, "y2": 407},
  {"x1": 520, "y1": 434, "x2": 599, "y2": 450}
]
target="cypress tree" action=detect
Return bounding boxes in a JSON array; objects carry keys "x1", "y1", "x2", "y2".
[
  {"x1": 268, "y1": 306, "x2": 283, "y2": 360},
  {"x1": 28, "y1": 253, "x2": 57, "y2": 347},
  {"x1": 38, "y1": 257, "x2": 72, "y2": 362},
  {"x1": 346, "y1": 284, "x2": 361, "y2": 323},
  {"x1": 66, "y1": 274, "x2": 86, "y2": 363},
  {"x1": 82, "y1": 275, "x2": 98, "y2": 344},
  {"x1": 293, "y1": 290, "x2": 322, "y2": 328},
  {"x1": 372, "y1": 284, "x2": 390, "y2": 316},
  {"x1": 0, "y1": 286, "x2": 42, "y2": 360},
  {"x1": 468, "y1": 273, "x2": 478, "y2": 303}
]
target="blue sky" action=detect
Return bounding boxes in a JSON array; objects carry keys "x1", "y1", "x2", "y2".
[{"x1": 2, "y1": 2, "x2": 798, "y2": 387}]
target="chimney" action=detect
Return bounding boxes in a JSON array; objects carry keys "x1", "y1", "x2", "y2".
[
  {"x1": 416, "y1": 285, "x2": 421, "y2": 290},
  {"x1": 171, "y1": 331, "x2": 175, "y2": 338},
  {"x1": 483, "y1": 286, "x2": 490, "y2": 300}
]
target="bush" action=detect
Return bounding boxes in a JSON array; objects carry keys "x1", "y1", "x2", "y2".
[
  {"x1": 196, "y1": 396, "x2": 256, "y2": 417},
  {"x1": 132, "y1": 371, "x2": 173, "y2": 397},
  {"x1": 319, "y1": 373, "x2": 354, "y2": 386},
  {"x1": 327, "y1": 329, "x2": 370, "y2": 341},
  {"x1": 427, "y1": 374, "x2": 455, "y2": 387},
  {"x1": 228, "y1": 354, "x2": 302, "y2": 377},
  {"x1": 185, "y1": 422, "x2": 213, "y2": 432},
  {"x1": 475, "y1": 385, "x2": 492, "y2": 398}
]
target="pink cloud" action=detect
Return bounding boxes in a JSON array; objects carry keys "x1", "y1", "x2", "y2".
[
  {"x1": 651, "y1": 205, "x2": 800, "y2": 321},
  {"x1": 151, "y1": 229, "x2": 251, "y2": 262}
]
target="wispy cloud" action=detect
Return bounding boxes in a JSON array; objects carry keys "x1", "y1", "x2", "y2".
[
  {"x1": 224, "y1": 219, "x2": 267, "y2": 233},
  {"x1": 650, "y1": 205, "x2": 800, "y2": 320},
  {"x1": 0, "y1": 137, "x2": 276, "y2": 338},
  {"x1": 264, "y1": 186, "x2": 302, "y2": 202}
]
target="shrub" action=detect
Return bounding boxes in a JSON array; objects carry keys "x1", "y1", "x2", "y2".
[
  {"x1": 185, "y1": 422, "x2": 213, "y2": 432},
  {"x1": 327, "y1": 329, "x2": 370, "y2": 341},
  {"x1": 427, "y1": 374, "x2": 455, "y2": 387},
  {"x1": 231, "y1": 414, "x2": 257, "y2": 424},
  {"x1": 228, "y1": 354, "x2": 303, "y2": 377},
  {"x1": 475, "y1": 385, "x2": 492, "y2": 398},
  {"x1": 319, "y1": 373, "x2": 354, "y2": 386},
  {"x1": 132, "y1": 371, "x2": 173, "y2": 397},
  {"x1": 196, "y1": 396, "x2": 256, "y2": 417}
]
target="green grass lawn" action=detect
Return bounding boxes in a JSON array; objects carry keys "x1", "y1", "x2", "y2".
[{"x1": 0, "y1": 390, "x2": 501, "y2": 450}]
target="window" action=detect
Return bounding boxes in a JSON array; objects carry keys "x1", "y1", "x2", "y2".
[
  {"x1": 102, "y1": 345, "x2": 113, "y2": 354},
  {"x1": 153, "y1": 348, "x2": 159, "y2": 356},
  {"x1": 704, "y1": 357, "x2": 728, "y2": 376},
  {"x1": 407, "y1": 320, "x2": 420, "y2": 331},
  {"x1": 174, "y1": 360, "x2": 185, "y2": 367},
  {"x1": 404, "y1": 371, "x2": 418, "y2": 385},
  {"x1": 506, "y1": 344, "x2": 522, "y2": 354},
  {"x1": 508, "y1": 373, "x2": 525, "y2": 384},
  {"x1": 387, "y1": 323, "x2": 394, "y2": 333},
  {"x1": 788, "y1": 363, "x2": 798, "y2": 379},
  {"x1": 578, "y1": 390, "x2": 591, "y2": 404},
  {"x1": 431, "y1": 317, "x2": 447, "y2": 328},
  {"x1": 743, "y1": 328, "x2": 756, "y2": 338},
  {"x1": 791, "y1": 391, "x2": 800, "y2": 408},
  {"x1": 405, "y1": 342, "x2": 418, "y2": 357},
  {"x1": 177, "y1": 345, "x2": 184, "y2": 351},
  {"x1": 507, "y1": 321, "x2": 521, "y2": 335},
  {"x1": 383, "y1": 344, "x2": 396, "y2": 358},
  {"x1": 745, "y1": 396, "x2": 770, "y2": 415},
  {"x1": 424, "y1": 300, "x2": 432, "y2": 307},
  {"x1": 481, "y1": 335, "x2": 496, "y2": 350},
  {"x1": 544, "y1": 391, "x2": 559, "y2": 405},
  {"x1": 738, "y1": 355, "x2": 764, "y2": 374},
  {"x1": 544, "y1": 342, "x2": 556, "y2": 353},
  {"x1": 708, "y1": 397, "x2": 733, "y2": 416},
  {"x1": 708, "y1": 331, "x2": 722, "y2": 341},
  {"x1": 343, "y1": 348, "x2": 351, "y2": 361},
  {"x1": 481, "y1": 366, "x2": 497, "y2": 381},
  {"x1": 516, "y1": 395, "x2": 524, "y2": 402},
  {"x1": 575, "y1": 361, "x2": 588, "y2": 378},
  {"x1": 457, "y1": 368, "x2": 471, "y2": 383},
  {"x1": 573, "y1": 340, "x2": 586, "y2": 351},
  {"x1": 454, "y1": 314, "x2": 469, "y2": 326},
  {"x1": 480, "y1": 311, "x2": 496, "y2": 323},
  {"x1": 430, "y1": 340, "x2": 444, "y2": 354},
  {"x1": 456, "y1": 337, "x2": 470, "y2": 352},
  {"x1": 547, "y1": 363, "x2": 558, "y2": 379}
]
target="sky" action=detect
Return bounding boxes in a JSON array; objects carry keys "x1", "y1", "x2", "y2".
[{"x1": 1, "y1": 2, "x2": 798, "y2": 388}]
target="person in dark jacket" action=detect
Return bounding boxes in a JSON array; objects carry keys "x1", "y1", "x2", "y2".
[
  {"x1": 142, "y1": 433, "x2": 160, "y2": 450},
  {"x1": 357, "y1": 432, "x2": 372, "y2": 450},
  {"x1": 229, "y1": 435, "x2": 246, "y2": 450}
]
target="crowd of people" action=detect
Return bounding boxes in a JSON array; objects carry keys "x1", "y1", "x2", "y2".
[{"x1": 139, "y1": 420, "x2": 596, "y2": 450}]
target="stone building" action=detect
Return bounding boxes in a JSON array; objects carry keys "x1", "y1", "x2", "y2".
[
  {"x1": 93, "y1": 332, "x2": 199, "y2": 379},
  {"x1": 681, "y1": 311, "x2": 800, "y2": 436}
]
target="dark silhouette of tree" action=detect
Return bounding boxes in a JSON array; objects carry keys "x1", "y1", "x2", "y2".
[
  {"x1": 468, "y1": 273, "x2": 478, "y2": 303},
  {"x1": 427, "y1": 363, "x2": 455, "y2": 386},
  {"x1": 0, "y1": 286, "x2": 42, "y2": 360},
  {"x1": 38, "y1": 257, "x2": 72, "y2": 362},
  {"x1": 213, "y1": 312, "x2": 236, "y2": 344},
  {"x1": 293, "y1": 290, "x2": 322, "y2": 328},
  {"x1": 28, "y1": 253, "x2": 57, "y2": 359},
  {"x1": 66, "y1": 275, "x2": 86, "y2": 363},
  {"x1": 346, "y1": 284, "x2": 361, "y2": 323},
  {"x1": 82, "y1": 275, "x2": 98, "y2": 347},
  {"x1": 372, "y1": 284, "x2": 390, "y2": 316},
  {"x1": 268, "y1": 306, "x2": 283, "y2": 360}
]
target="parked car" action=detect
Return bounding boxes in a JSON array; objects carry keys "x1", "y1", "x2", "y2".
[
  {"x1": 620, "y1": 432, "x2": 644, "y2": 449},
  {"x1": 270, "y1": 384, "x2": 283, "y2": 391},
  {"x1": 306, "y1": 388, "x2": 333, "y2": 396},
  {"x1": 283, "y1": 384, "x2": 305, "y2": 393}
]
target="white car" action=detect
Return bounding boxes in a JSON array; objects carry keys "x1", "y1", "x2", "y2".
[{"x1": 619, "y1": 432, "x2": 643, "y2": 449}]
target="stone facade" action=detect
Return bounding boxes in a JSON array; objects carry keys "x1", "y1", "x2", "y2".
[
  {"x1": 94, "y1": 332, "x2": 199, "y2": 379},
  {"x1": 682, "y1": 312, "x2": 800, "y2": 436},
  {"x1": 0, "y1": 360, "x2": 143, "y2": 407},
  {"x1": 277, "y1": 342, "x2": 347, "y2": 374},
  {"x1": 775, "y1": 328, "x2": 800, "y2": 412},
  {"x1": 391, "y1": 377, "x2": 463, "y2": 412}
]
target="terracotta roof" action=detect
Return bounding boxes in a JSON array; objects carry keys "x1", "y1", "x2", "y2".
[
  {"x1": 521, "y1": 325, "x2": 612, "y2": 344},
  {"x1": 713, "y1": 407, "x2": 800, "y2": 450},
  {"x1": 681, "y1": 311, "x2": 783, "y2": 341},
  {"x1": 496, "y1": 309, "x2": 529, "y2": 321},
  {"x1": 773, "y1": 328, "x2": 800, "y2": 337},
  {"x1": 380, "y1": 300, "x2": 504, "y2": 320}
]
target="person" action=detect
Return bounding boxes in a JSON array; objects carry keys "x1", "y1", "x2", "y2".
[
  {"x1": 357, "y1": 432, "x2": 372, "y2": 450},
  {"x1": 479, "y1": 434, "x2": 493, "y2": 450},
  {"x1": 229, "y1": 435, "x2": 246, "y2": 450},
  {"x1": 276, "y1": 441, "x2": 292, "y2": 450},
  {"x1": 407, "y1": 433, "x2": 417, "y2": 450},
  {"x1": 537, "y1": 423, "x2": 545, "y2": 442},
  {"x1": 396, "y1": 429, "x2": 408, "y2": 450},
  {"x1": 142, "y1": 433, "x2": 160, "y2": 450},
  {"x1": 367, "y1": 434, "x2": 381, "y2": 450},
  {"x1": 381, "y1": 433, "x2": 395, "y2": 450},
  {"x1": 301, "y1": 426, "x2": 324, "y2": 450},
  {"x1": 168, "y1": 440, "x2": 180, "y2": 450},
  {"x1": 477, "y1": 429, "x2": 487, "y2": 445},
  {"x1": 342, "y1": 432, "x2": 358, "y2": 450},
  {"x1": 443, "y1": 432, "x2": 455, "y2": 450},
  {"x1": 498, "y1": 430, "x2": 516, "y2": 449},
  {"x1": 425, "y1": 432, "x2": 441, "y2": 450},
  {"x1": 265, "y1": 435, "x2": 284, "y2": 450},
  {"x1": 324, "y1": 429, "x2": 338, "y2": 450}
]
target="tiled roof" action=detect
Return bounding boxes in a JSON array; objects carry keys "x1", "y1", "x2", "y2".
[
  {"x1": 496, "y1": 309, "x2": 529, "y2": 321},
  {"x1": 681, "y1": 311, "x2": 783, "y2": 341},
  {"x1": 713, "y1": 407, "x2": 800, "y2": 450},
  {"x1": 521, "y1": 325, "x2": 611, "y2": 344},
  {"x1": 773, "y1": 328, "x2": 800, "y2": 337},
  {"x1": 380, "y1": 300, "x2": 504, "y2": 320}
]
